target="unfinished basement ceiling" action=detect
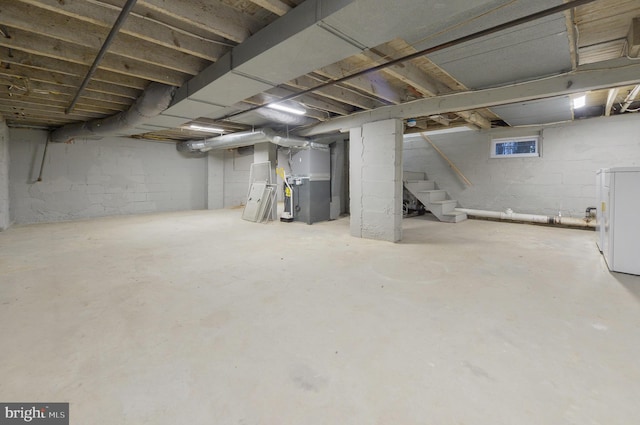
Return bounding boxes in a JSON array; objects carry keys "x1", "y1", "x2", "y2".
[{"x1": 0, "y1": 0, "x2": 639, "y2": 141}]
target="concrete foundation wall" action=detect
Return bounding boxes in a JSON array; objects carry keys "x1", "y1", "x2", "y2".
[
  {"x1": 9, "y1": 129, "x2": 206, "y2": 224},
  {"x1": 403, "y1": 114, "x2": 640, "y2": 218},
  {"x1": 0, "y1": 119, "x2": 9, "y2": 231}
]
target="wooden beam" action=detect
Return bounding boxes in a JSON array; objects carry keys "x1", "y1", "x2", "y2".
[
  {"x1": 248, "y1": 0, "x2": 291, "y2": 16},
  {"x1": 0, "y1": 101, "x2": 107, "y2": 120},
  {"x1": 367, "y1": 44, "x2": 491, "y2": 129},
  {"x1": 4, "y1": 116, "x2": 78, "y2": 127},
  {"x1": 288, "y1": 75, "x2": 387, "y2": 110},
  {"x1": 0, "y1": 101, "x2": 115, "y2": 121},
  {"x1": 1, "y1": 86, "x2": 129, "y2": 113},
  {"x1": 628, "y1": 17, "x2": 640, "y2": 58},
  {"x1": 0, "y1": 64, "x2": 138, "y2": 105},
  {"x1": 453, "y1": 111, "x2": 491, "y2": 129},
  {"x1": 0, "y1": 50, "x2": 148, "y2": 91},
  {"x1": 314, "y1": 65, "x2": 403, "y2": 105},
  {"x1": 605, "y1": 87, "x2": 620, "y2": 116},
  {"x1": 16, "y1": 0, "x2": 226, "y2": 61},
  {"x1": 0, "y1": 28, "x2": 190, "y2": 85},
  {"x1": 1, "y1": 2, "x2": 209, "y2": 75},
  {"x1": 137, "y1": 0, "x2": 261, "y2": 43},
  {"x1": 564, "y1": 9, "x2": 579, "y2": 70},
  {"x1": 421, "y1": 133, "x2": 472, "y2": 186},
  {"x1": 266, "y1": 87, "x2": 354, "y2": 116},
  {"x1": 363, "y1": 45, "x2": 448, "y2": 96},
  {"x1": 0, "y1": 89, "x2": 127, "y2": 115}
]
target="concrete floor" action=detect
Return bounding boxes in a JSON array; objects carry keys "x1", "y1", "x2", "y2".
[{"x1": 1, "y1": 209, "x2": 639, "y2": 424}]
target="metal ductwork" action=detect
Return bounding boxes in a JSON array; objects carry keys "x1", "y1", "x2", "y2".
[
  {"x1": 253, "y1": 108, "x2": 316, "y2": 127},
  {"x1": 51, "y1": 83, "x2": 177, "y2": 143},
  {"x1": 176, "y1": 128, "x2": 310, "y2": 153}
]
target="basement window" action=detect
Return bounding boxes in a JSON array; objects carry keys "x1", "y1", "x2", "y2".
[{"x1": 490, "y1": 135, "x2": 540, "y2": 158}]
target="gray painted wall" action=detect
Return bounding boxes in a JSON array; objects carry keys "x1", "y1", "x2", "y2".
[
  {"x1": 404, "y1": 114, "x2": 640, "y2": 218},
  {"x1": 0, "y1": 119, "x2": 9, "y2": 231},
  {"x1": 207, "y1": 151, "x2": 225, "y2": 209},
  {"x1": 9, "y1": 129, "x2": 206, "y2": 224}
]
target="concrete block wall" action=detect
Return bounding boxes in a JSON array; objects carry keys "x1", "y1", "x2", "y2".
[
  {"x1": 403, "y1": 114, "x2": 640, "y2": 218},
  {"x1": 0, "y1": 119, "x2": 9, "y2": 231},
  {"x1": 9, "y1": 129, "x2": 207, "y2": 224}
]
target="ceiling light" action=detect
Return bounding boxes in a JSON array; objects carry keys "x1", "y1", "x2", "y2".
[
  {"x1": 188, "y1": 124, "x2": 225, "y2": 133},
  {"x1": 573, "y1": 95, "x2": 586, "y2": 109},
  {"x1": 266, "y1": 103, "x2": 306, "y2": 115}
]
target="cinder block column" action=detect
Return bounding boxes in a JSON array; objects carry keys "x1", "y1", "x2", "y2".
[
  {"x1": 207, "y1": 151, "x2": 224, "y2": 209},
  {"x1": 349, "y1": 119, "x2": 403, "y2": 242}
]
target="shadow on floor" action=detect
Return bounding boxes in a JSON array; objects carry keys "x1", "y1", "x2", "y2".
[{"x1": 613, "y1": 272, "x2": 640, "y2": 302}]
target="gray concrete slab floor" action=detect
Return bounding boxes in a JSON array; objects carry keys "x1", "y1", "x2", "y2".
[{"x1": 1, "y1": 209, "x2": 639, "y2": 424}]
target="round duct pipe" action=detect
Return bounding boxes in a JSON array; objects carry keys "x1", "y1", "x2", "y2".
[
  {"x1": 176, "y1": 128, "x2": 310, "y2": 153},
  {"x1": 51, "y1": 83, "x2": 177, "y2": 143},
  {"x1": 254, "y1": 107, "x2": 315, "y2": 126}
]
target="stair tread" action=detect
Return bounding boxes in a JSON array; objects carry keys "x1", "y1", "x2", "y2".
[{"x1": 405, "y1": 180, "x2": 434, "y2": 183}]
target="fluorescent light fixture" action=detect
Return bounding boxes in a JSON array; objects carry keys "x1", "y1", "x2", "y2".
[
  {"x1": 188, "y1": 124, "x2": 225, "y2": 133},
  {"x1": 573, "y1": 95, "x2": 586, "y2": 109},
  {"x1": 266, "y1": 103, "x2": 306, "y2": 115}
]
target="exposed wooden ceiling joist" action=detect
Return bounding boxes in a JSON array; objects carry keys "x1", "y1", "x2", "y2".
[
  {"x1": 0, "y1": 92, "x2": 128, "y2": 116},
  {"x1": 0, "y1": 65, "x2": 139, "y2": 104},
  {"x1": 288, "y1": 75, "x2": 387, "y2": 110},
  {"x1": 265, "y1": 87, "x2": 354, "y2": 116},
  {"x1": 367, "y1": 43, "x2": 491, "y2": 129},
  {"x1": 314, "y1": 64, "x2": 404, "y2": 105},
  {"x1": 0, "y1": 27, "x2": 191, "y2": 85},
  {"x1": 1, "y1": 0, "x2": 638, "y2": 136},
  {"x1": 2, "y1": 2, "x2": 209, "y2": 76},
  {"x1": 248, "y1": 0, "x2": 291, "y2": 16},
  {"x1": 134, "y1": 0, "x2": 262, "y2": 43},
  {"x1": 16, "y1": 0, "x2": 227, "y2": 62},
  {"x1": 0, "y1": 50, "x2": 148, "y2": 91}
]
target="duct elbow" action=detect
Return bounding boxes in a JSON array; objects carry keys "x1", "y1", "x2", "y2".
[
  {"x1": 177, "y1": 140, "x2": 208, "y2": 153},
  {"x1": 50, "y1": 83, "x2": 177, "y2": 143}
]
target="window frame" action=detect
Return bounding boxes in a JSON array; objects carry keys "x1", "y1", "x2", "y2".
[{"x1": 490, "y1": 135, "x2": 541, "y2": 159}]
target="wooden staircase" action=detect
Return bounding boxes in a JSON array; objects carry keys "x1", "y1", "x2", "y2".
[{"x1": 403, "y1": 174, "x2": 467, "y2": 223}]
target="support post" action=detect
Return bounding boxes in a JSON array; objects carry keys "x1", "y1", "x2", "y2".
[{"x1": 349, "y1": 119, "x2": 403, "y2": 242}]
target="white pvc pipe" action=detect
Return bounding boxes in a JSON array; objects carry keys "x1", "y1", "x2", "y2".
[{"x1": 455, "y1": 208, "x2": 596, "y2": 228}]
